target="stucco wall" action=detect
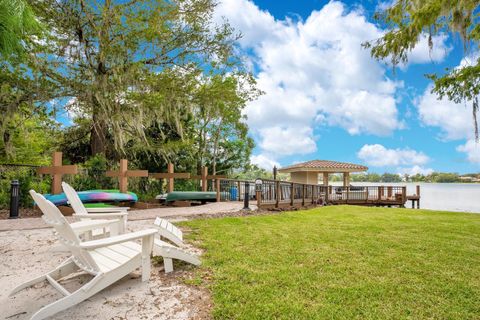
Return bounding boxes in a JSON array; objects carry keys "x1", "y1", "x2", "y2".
[{"x1": 290, "y1": 172, "x2": 319, "y2": 184}]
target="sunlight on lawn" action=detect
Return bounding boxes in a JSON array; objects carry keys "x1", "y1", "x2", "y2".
[{"x1": 185, "y1": 206, "x2": 480, "y2": 319}]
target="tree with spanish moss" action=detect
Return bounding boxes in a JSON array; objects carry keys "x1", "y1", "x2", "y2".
[
  {"x1": 363, "y1": 0, "x2": 480, "y2": 139},
  {"x1": 33, "y1": 0, "x2": 252, "y2": 156}
]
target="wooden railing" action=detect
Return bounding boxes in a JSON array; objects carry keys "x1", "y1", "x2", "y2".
[{"x1": 216, "y1": 178, "x2": 409, "y2": 209}]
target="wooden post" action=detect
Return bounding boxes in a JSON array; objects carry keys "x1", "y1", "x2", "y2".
[
  {"x1": 387, "y1": 186, "x2": 392, "y2": 199},
  {"x1": 256, "y1": 190, "x2": 262, "y2": 207},
  {"x1": 201, "y1": 166, "x2": 208, "y2": 192},
  {"x1": 275, "y1": 180, "x2": 280, "y2": 208},
  {"x1": 290, "y1": 183, "x2": 294, "y2": 206},
  {"x1": 151, "y1": 168, "x2": 190, "y2": 194},
  {"x1": 106, "y1": 159, "x2": 148, "y2": 193},
  {"x1": 402, "y1": 186, "x2": 407, "y2": 205},
  {"x1": 343, "y1": 172, "x2": 350, "y2": 187},
  {"x1": 37, "y1": 152, "x2": 78, "y2": 194},
  {"x1": 216, "y1": 178, "x2": 221, "y2": 202},
  {"x1": 302, "y1": 184, "x2": 306, "y2": 206},
  {"x1": 345, "y1": 186, "x2": 349, "y2": 203},
  {"x1": 167, "y1": 163, "x2": 174, "y2": 193},
  {"x1": 377, "y1": 186, "x2": 382, "y2": 201},
  {"x1": 323, "y1": 172, "x2": 329, "y2": 186},
  {"x1": 237, "y1": 181, "x2": 241, "y2": 201},
  {"x1": 416, "y1": 185, "x2": 420, "y2": 208},
  {"x1": 311, "y1": 185, "x2": 315, "y2": 204},
  {"x1": 191, "y1": 169, "x2": 227, "y2": 192},
  {"x1": 324, "y1": 184, "x2": 329, "y2": 203}
]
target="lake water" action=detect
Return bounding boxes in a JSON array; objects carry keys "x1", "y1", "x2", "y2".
[{"x1": 330, "y1": 182, "x2": 480, "y2": 213}]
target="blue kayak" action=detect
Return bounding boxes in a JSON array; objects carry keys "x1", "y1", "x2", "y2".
[{"x1": 44, "y1": 190, "x2": 138, "y2": 206}]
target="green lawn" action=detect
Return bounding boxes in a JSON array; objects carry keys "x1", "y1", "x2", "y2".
[{"x1": 183, "y1": 206, "x2": 480, "y2": 319}]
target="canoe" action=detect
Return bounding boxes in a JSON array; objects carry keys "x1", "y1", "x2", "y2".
[
  {"x1": 165, "y1": 191, "x2": 227, "y2": 203},
  {"x1": 44, "y1": 190, "x2": 138, "y2": 206}
]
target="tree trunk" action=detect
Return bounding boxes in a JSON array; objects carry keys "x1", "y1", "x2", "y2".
[{"x1": 90, "y1": 108, "x2": 107, "y2": 156}]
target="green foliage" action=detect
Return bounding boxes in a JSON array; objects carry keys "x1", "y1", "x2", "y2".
[
  {"x1": 350, "y1": 173, "x2": 382, "y2": 182},
  {"x1": 364, "y1": 0, "x2": 480, "y2": 138},
  {"x1": 233, "y1": 165, "x2": 275, "y2": 180},
  {"x1": 66, "y1": 154, "x2": 113, "y2": 191},
  {"x1": 32, "y1": 0, "x2": 255, "y2": 156},
  {"x1": 0, "y1": 0, "x2": 41, "y2": 57},
  {"x1": 185, "y1": 206, "x2": 480, "y2": 319},
  {"x1": 381, "y1": 172, "x2": 403, "y2": 182},
  {"x1": 0, "y1": 111, "x2": 59, "y2": 164},
  {"x1": 0, "y1": 166, "x2": 50, "y2": 208}
]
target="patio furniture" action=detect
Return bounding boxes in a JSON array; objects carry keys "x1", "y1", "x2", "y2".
[
  {"x1": 152, "y1": 217, "x2": 201, "y2": 273},
  {"x1": 62, "y1": 182, "x2": 129, "y2": 234},
  {"x1": 9, "y1": 190, "x2": 157, "y2": 320}
]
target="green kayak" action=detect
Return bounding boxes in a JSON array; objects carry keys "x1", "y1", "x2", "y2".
[{"x1": 165, "y1": 191, "x2": 228, "y2": 203}]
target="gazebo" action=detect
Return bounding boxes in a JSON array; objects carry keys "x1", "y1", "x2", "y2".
[{"x1": 278, "y1": 160, "x2": 368, "y2": 187}]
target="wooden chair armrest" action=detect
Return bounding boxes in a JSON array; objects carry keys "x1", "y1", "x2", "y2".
[
  {"x1": 74, "y1": 212, "x2": 128, "y2": 219},
  {"x1": 70, "y1": 219, "x2": 120, "y2": 234},
  {"x1": 86, "y1": 207, "x2": 130, "y2": 213},
  {"x1": 80, "y1": 229, "x2": 158, "y2": 249}
]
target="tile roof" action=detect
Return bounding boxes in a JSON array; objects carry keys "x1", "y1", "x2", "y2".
[{"x1": 278, "y1": 160, "x2": 368, "y2": 172}]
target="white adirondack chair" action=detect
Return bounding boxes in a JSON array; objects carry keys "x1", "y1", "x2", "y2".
[
  {"x1": 62, "y1": 182, "x2": 129, "y2": 233},
  {"x1": 152, "y1": 217, "x2": 201, "y2": 273},
  {"x1": 9, "y1": 190, "x2": 157, "y2": 320},
  {"x1": 63, "y1": 184, "x2": 199, "y2": 273},
  {"x1": 34, "y1": 187, "x2": 121, "y2": 240}
]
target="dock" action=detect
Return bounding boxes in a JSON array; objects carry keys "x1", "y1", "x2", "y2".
[{"x1": 216, "y1": 179, "x2": 421, "y2": 210}]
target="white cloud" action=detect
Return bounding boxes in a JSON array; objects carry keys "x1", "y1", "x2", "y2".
[
  {"x1": 397, "y1": 165, "x2": 434, "y2": 176},
  {"x1": 357, "y1": 144, "x2": 430, "y2": 167},
  {"x1": 406, "y1": 33, "x2": 451, "y2": 65},
  {"x1": 250, "y1": 154, "x2": 280, "y2": 170},
  {"x1": 457, "y1": 140, "x2": 480, "y2": 163},
  {"x1": 215, "y1": 0, "x2": 403, "y2": 157},
  {"x1": 414, "y1": 55, "x2": 480, "y2": 164},
  {"x1": 258, "y1": 126, "x2": 317, "y2": 156},
  {"x1": 417, "y1": 84, "x2": 473, "y2": 141}
]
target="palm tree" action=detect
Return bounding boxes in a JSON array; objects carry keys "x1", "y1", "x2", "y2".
[{"x1": 0, "y1": 0, "x2": 41, "y2": 56}]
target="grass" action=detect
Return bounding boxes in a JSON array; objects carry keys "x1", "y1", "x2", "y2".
[{"x1": 183, "y1": 206, "x2": 480, "y2": 319}]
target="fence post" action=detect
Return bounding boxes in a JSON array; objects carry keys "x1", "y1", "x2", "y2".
[
  {"x1": 237, "y1": 181, "x2": 241, "y2": 201},
  {"x1": 290, "y1": 183, "x2": 294, "y2": 206},
  {"x1": 311, "y1": 185, "x2": 315, "y2": 204},
  {"x1": 243, "y1": 181, "x2": 250, "y2": 210},
  {"x1": 216, "y1": 179, "x2": 221, "y2": 202},
  {"x1": 325, "y1": 185, "x2": 329, "y2": 203},
  {"x1": 416, "y1": 185, "x2": 421, "y2": 209},
  {"x1": 302, "y1": 184, "x2": 306, "y2": 206},
  {"x1": 377, "y1": 186, "x2": 382, "y2": 201},
  {"x1": 402, "y1": 186, "x2": 407, "y2": 205},
  {"x1": 255, "y1": 179, "x2": 262, "y2": 208},
  {"x1": 275, "y1": 180, "x2": 280, "y2": 208},
  {"x1": 345, "y1": 186, "x2": 349, "y2": 203}
]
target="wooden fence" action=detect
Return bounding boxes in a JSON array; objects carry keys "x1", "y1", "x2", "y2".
[{"x1": 216, "y1": 178, "x2": 410, "y2": 209}]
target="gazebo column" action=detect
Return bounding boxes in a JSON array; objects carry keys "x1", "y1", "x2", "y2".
[
  {"x1": 343, "y1": 172, "x2": 350, "y2": 187},
  {"x1": 323, "y1": 172, "x2": 329, "y2": 186}
]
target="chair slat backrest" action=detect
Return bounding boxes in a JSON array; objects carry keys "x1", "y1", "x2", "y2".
[
  {"x1": 30, "y1": 190, "x2": 100, "y2": 273},
  {"x1": 61, "y1": 182, "x2": 88, "y2": 215}
]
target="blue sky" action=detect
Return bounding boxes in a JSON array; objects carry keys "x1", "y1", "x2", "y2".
[{"x1": 211, "y1": 0, "x2": 480, "y2": 174}]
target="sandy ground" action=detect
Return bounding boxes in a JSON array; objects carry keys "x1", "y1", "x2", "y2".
[
  {"x1": 0, "y1": 219, "x2": 211, "y2": 320},
  {"x1": 0, "y1": 202, "x2": 257, "y2": 231}
]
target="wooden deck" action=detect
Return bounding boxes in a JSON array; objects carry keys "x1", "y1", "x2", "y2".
[{"x1": 216, "y1": 179, "x2": 421, "y2": 209}]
